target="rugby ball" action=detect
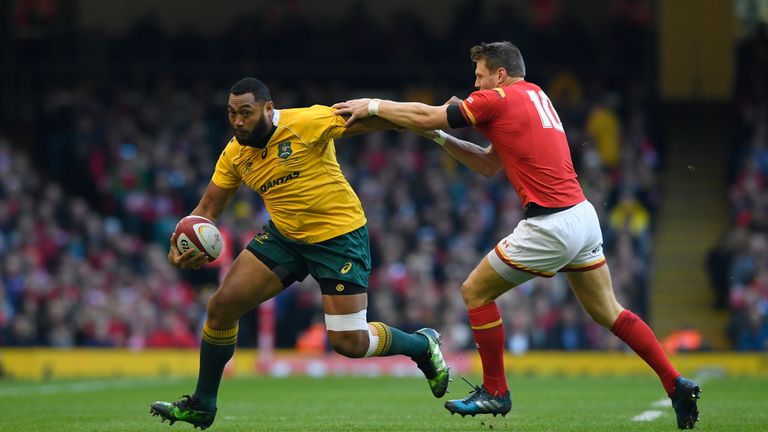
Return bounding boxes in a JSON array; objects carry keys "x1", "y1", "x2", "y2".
[{"x1": 172, "y1": 215, "x2": 223, "y2": 261}]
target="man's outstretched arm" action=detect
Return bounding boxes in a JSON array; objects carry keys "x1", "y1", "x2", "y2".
[
  {"x1": 333, "y1": 97, "x2": 499, "y2": 176},
  {"x1": 333, "y1": 98, "x2": 449, "y2": 130}
]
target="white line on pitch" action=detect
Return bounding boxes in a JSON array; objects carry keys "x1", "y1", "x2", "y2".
[
  {"x1": 0, "y1": 377, "x2": 183, "y2": 398},
  {"x1": 632, "y1": 410, "x2": 663, "y2": 422}
]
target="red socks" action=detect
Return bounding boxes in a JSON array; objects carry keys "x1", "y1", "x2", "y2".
[
  {"x1": 611, "y1": 310, "x2": 680, "y2": 396},
  {"x1": 468, "y1": 307, "x2": 679, "y2": 397},
  {"x1": 468, "y1": 302, "x2": 508, "y2": 396}
]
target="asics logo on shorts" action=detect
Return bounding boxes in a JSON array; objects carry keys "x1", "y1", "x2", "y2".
[{"x1": 341, "y1": 262, "x2": 353, "y2": 274}]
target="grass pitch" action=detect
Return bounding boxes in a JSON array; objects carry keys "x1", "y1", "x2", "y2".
[{"x1": 0, "y1": 374, "x2": 765, "y2": 431}]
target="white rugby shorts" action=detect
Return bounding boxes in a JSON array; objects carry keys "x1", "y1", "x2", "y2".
[{"x1": 487, "y1": 200, "x2": 606, "y2": 285}]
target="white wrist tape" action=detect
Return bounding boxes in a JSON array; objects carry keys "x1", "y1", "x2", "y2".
[
  {"x1": 368, "y1": 99, "x2": 382, "y2": 116},
  {"x1": 324, "y1": 309, "x2": 368, "y2": 332},
  {"x1": 433, "y1": 130, "x2": 449, "y2": 146}
]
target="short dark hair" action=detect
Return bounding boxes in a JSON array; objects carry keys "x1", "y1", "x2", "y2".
[
  {"x1": 470, "y1": 42, "x2": 526, "y2": 78},
  {"x1": 229, "y1": 77, "x2": 272, "y2": 102}
]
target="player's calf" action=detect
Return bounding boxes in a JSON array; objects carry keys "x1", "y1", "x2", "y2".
[{"x1": 327, "y1": 329, "x2": 369, "y2": 358}]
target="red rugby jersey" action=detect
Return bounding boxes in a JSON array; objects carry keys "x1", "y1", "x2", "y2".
[{"x1": 458, "y1": 80, "x2": 585, "y2": 208}]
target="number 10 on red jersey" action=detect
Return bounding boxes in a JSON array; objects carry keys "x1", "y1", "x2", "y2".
[{"x1": 527, "y1": 90, "x2": 564, "y2": 133}]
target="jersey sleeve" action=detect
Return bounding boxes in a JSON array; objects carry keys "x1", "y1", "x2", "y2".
[
  {"x1": 211, "y1": 141, "x2": 243, "y2": 189},
  {"x1": 459, "y1": 89, "x2": 506, "y2": 126},
  {"x1": 291, "y1": 105, "x2": 347, "y2": 145}
]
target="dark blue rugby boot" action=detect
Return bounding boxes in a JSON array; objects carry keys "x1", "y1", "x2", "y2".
[
  {"x1": 670, "y1": 376, "x2": 701, "y2": 429},
  {"x1": 444, "y1": 381, "x2": 511, "y2": 417}
]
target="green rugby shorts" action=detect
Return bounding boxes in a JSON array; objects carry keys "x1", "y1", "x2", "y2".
[{"x1": 245, "y1": 221, "x2": 371, "y2": 295}]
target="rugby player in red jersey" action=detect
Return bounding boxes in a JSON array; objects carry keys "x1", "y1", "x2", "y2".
[{"x1": 333, "y1": 41, "x2": 701, "y2": 429}]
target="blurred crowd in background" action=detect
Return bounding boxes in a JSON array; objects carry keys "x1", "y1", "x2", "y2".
[
  {"x1": 0, "y1": 1, "x2": 763, "y2": 352},
  {"x1": 0, "y1": 84, "x2": 660, "y2": 352},
  {"x1": 0, "y1": 0, "x2": 661, "y2": 352},
  {"x1": 708, "y1": 23, "x2": 768, "y2": 351}
]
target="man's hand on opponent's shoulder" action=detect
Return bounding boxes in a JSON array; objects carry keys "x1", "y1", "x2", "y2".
[
  {"x1": 167, "y1": 236, "x2": 209, "y2": 270},
  {"x1": 332, "y1": 98, "x2": 376, "y2": 127}
]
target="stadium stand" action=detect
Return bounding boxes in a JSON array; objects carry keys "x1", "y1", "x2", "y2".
[{"x1": 714, "y1": 23, "x2": 768, "y2": 351}]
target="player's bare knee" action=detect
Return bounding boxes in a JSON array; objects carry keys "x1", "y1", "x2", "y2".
[
  {"x1": 460, "y1": 280, "x2": 487, "y2": 308},
  {"x1": 581, "y1": 303, "x2": 619, "y2": 328},
  {"x1": 596, "y1": 308, "x2": 622, "y2": 328},
  {"x1": 584, "y1": 309, "x2": 607, "y2": 328},
  {"x1": 206, "y1": 292, "x2": 239, "y2": 329},
  {"x1": 327, "y1": 330, "x2": 368, "y2": 358},
  {"x1": 581, "y1": 296, "x2": 622, "y2": 328}
]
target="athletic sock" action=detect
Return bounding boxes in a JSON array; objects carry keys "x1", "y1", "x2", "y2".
[
  {"x1": 468, "y1": 302, "x2": 508, "y2": 396},
  {"x1": 610, "y1": 310, "x2": 680, "y2": 396},
  {"x1": 194, "y1": 322, "x2": 238, "y2": 410},
  {"x1": 368, "y1": 322, "x2": 429, "y2": 359}
]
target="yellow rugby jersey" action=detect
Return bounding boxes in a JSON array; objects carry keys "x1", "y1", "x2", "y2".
[{"x1": 212, "y1": 105, "x2": 366, "y2": 243}]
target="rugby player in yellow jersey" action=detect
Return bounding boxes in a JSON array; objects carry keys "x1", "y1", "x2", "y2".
[{"x1": 149, "y1": 78, "x2": 450, "y2": 429}]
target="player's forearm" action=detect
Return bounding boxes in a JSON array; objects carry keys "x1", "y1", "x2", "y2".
[
  {"x1": 191, "y1": 182, "x2": 238, "y2": 222},
  {"x1": 439, "y1": 134, "x2": 501, "y2": 177},
  {"x1": 190, "y1": 207, "x2": 220, "y2": 223},
  {"x1": 377, "y1": 100, "x2": 448, "y2": 130}
]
